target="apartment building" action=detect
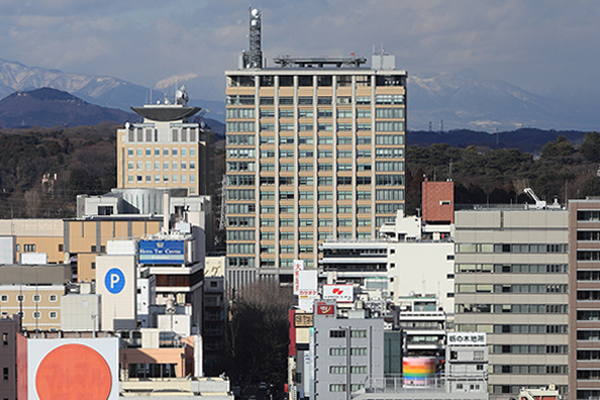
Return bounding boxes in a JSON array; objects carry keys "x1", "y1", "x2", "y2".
[
  {"x1": 568, "y1": 198, "x2": 600, "y2": 400},
  {"x1": 116, "y1": 86, "x2": 215, "y2": 198},
  {"x1": 454, "y1": 207, "x2": 569, "y2": 398},
  {"x1": 225, "y1": 54, "x2": 406, "y2": 285}
]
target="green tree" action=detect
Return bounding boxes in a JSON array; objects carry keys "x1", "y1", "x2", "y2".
[
  {"x1": 580, "y1": 132, "x2": 600, "y2": 163},
  {"x1": 580, "y1": 176, "x2": 600, "y2": 198},
  {"x1": 541, "y1": 135, "x2": 574, "y2": 158}
]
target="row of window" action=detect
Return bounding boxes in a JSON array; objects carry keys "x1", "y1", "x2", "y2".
[
  {"x1": 127, "y1": 161, "x2": 196, "y2": 171},
  {"x1": 127, "y1": 147, "x2": 196, "y2": 157},
  {"x1": 577, "y1": 291, "x2": 600, "y2": 301},
  {"x1": 455, "y1": 263, "x2": 568, "y2": 274},
  {"x1": 456, "y1": 303, "x2": 568, "y2": 314},
  {"x1": 577, "y1": 251, "x2": 600, "y2": 261},
  {"x1": 329, "y1": 384, "x2": 364, "y2": 392},
  {"x1": 329, "y1": 347, "x2": 368, "y2": 356},
  {"x1": 226, "y1": 94, "x2": 404, "y2": 106},
  {"x1": 126, "y1": 127, "x2": 201, "y2": 143},
  {"x1": 127, "y1": 175, "x2": 196, "y2": 185},
  {"x1": 578, "y1": 211, "x2": 600, "y2": 221},
  {"x1": 229, "y1": 74, "x2": 402, "y2": 88},
  {"x1": 229, "y1": 174, "x2": 404, "y2": 187},
  {"x1": 232, "y1": 189, "x2": 405, "y2": 201},
  {"x1": 258, "y1": 123, "x2": 375, "y2": 132},
  {"x1": 492, "y1": 365, "x2": 567, "y2": 375},
  {"x1": 578, "y1": 310, "x2": 600, "y2": 321},
  {"x1": 257, "y1": 231, "x2": 373, "y2": 241},
  {"x1": 226, "y1": 137, "x2": 403, "y2": 159},
  {"x1": 329, "y1": 329, "x2": 368, "y2": 338},
  {"x1": 455, "y1": 324, "x2": 568, "y2": 334},
  {"x1": 577, "y1": 330, "x2": 600, "y2": 341},
  {"x1": 329, "y1": 366, "x2": 368, "y2": 374},
  {"x1": 261, "y1": 245, "x2": 314, "y2": 253},
  {"x1": 229, "y1": 107, "x2": 405, "y2": 120},
  {"x1": 490, "y1": 345, "x2": 567, "y2": 354},
  {"x1": 1, "y1": 294, "x2": 58, "y2": 302},
  {"x1": 493, "y1": 385, "x2": 567, "y2": 395},
  {"x1": 456, "y1": 284, "x2": 568, "y2": 294},
  {"x1": 260, "y1": 258, "x2": 315, "y2": 268},
  {"x1": 230, "y1": 203, "x2": 366, "y2": 214},
  {"x1": 3, "y1": 310, "x2": 58, "y2": 319},
  {"x1": 456, "y1": 243, "x2": 568, "y2": 253}
]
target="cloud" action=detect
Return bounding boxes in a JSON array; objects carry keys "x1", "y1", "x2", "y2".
[
  {"x1": 155, "y1": 73, "x2": 198, "y2": 90},
  {"x1": 0, "y1": 0, "x2": 598, "y2": 100}
]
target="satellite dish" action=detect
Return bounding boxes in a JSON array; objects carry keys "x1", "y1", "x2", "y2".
[{"x1": 251, "y1": 8, "x2": 259, "y2": 17}]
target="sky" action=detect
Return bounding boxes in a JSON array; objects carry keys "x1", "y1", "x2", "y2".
[{"x1": 0, "y1": 0, "x2": 599, "y2": 101}]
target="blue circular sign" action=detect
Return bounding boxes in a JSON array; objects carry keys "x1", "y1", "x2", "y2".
[{"x1": 105, "y1": 268, "x2": 125, "y2": 294}]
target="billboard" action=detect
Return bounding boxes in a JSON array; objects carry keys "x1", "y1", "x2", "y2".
[
  {"x1": 139, "y1": 240, "x2": 185, "y2": 264},
  {"x1": 447, "y1": 332, "x2": 486, "y2": 345},
  {"x1": 293, "y1": 260, "x2": 304, "y2": 295},
  {"x1": 323, "y1": 284, "x2": 354, "y2": 302},
  {"x1": 27, "y1": 338, "x2": 119, "y2": 400}
]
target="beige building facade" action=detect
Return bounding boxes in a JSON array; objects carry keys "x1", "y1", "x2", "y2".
[
  {"x1": 64, "y1": 217, "x2": 162, "y2": 282},
  {"x1": 225, "y1": 55, "x2": 406, "y2": 284},
  {"x1": 0, "y1": 285, "x2": 64, "y2": 330},
  {"x1": 0, "y1": 219, "x2": 64, "y2": 265},
  {"x1": 454, "y1": 208, "x2": 569, "y2": 398},
  {"x1": 115, "y1": 97, "x2": 215, "y2": 198}
]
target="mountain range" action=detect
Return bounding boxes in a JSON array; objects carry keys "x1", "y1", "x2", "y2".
[
  {"x1": 0, "y1": 59, "x2": 598, "y2": 133},
  {"x1": 0, "y1": 88, "x2": 137, "y2": 129}
]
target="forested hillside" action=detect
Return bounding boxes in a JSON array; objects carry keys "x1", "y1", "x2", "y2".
[
  {"x1": 405, "y1": 132, "x2": 600, "y2": 215},
  {"x1": 0, "y1": 124, "x2": 116, "y2": 218},
  {"x1": 1, "y1": 124, "x2": 599, "y2": 220}
]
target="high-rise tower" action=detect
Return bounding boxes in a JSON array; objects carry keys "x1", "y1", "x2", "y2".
[{"x1": 226, "y1": 17, "x2": 406, "y2": 288}]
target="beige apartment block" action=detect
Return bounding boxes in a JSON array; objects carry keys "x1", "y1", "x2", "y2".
[
  {"x1": 0, "y1": 219, "x2": 64, "y2": 264},
  {"x1": 0, "y1": 285, "x2": 63, "y2": 331},
  {"x1": 454, "y1": 208, "x2": 569, "y2": 399},
  {"x1": 225, "y1": 55, "x2": 406, "y2": 286}
]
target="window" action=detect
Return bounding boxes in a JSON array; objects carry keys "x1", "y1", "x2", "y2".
[
  {"x1": 24, "y1": 244, "x2": 36, "y2": 252},
  {"x1": 17, "y1": 295, "x2": 24, "y2": 302},
  {"x1": 0, "y1": 295, "x2": 7, "y2": 302},
  {"x1": 49, "y1": 311, "x2": 57, "y2": 319},
  {"x1": 33, "y1": 311, "x2": 41, "y2": 319},
  {"x1": 49, "y1": 294, "x2": 57, "y2": 302},
  {"x1": 330, "y1": 330, "x2": 346, "y2": 338},
  {"x1": 33, "y1": 294, "x2": 41, "y2": 302}
]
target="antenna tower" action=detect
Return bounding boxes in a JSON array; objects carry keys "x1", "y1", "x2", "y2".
[{"x1": 248, "y1": 8, "x2": 263, "y2": 68}]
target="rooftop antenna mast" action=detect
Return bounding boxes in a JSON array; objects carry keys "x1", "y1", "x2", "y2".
[{"x1": 248, "y1": 8, "x2": 263, "y2": 69}]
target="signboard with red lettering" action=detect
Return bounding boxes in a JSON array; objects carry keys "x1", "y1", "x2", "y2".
[
  {"x1": 293, "y1": 260, "x2": 304, "y2": 296},
  {"x1": 316, "y1": 302, "x2": 335, "y2": 315},
  {"x1": 323, "y1": 284, "x2": 354, "y2": 302}
]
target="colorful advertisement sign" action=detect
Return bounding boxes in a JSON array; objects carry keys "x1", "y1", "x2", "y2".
[
  {"x1": 139, "y1": 240, "x2": 185, "y2": 264},
  {"x1": 323, "y1": 284, "x2": 354, "y2": 302},
  {"x1": 403, "y1": 357, "x2": 436, "y2": 386}
]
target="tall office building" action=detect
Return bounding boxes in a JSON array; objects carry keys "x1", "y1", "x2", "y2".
[
  {"x1": 454, "y1": 207, "x2": 569, "y2": 398},
  {"x1": 568, "y1": 198, "x2": 600, "y2": 400},
  {"x1": 116, "y1": 87, "x2": 215, "y2": 198},
  {"x1": 225, "y1": 11, "x2": 406, "y2": 285}
]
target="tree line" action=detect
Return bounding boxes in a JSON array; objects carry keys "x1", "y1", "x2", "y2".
[{"x1": 405, "y1": 132, "x2": 600, "y2": 215}]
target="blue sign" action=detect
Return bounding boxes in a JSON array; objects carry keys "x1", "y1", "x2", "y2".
[
  {"x1": 139, "y1": 240, "x2": 185, "y2": 265},
  {"x1": 105, "y1": 268, "x2": 125, "y2": 294}
]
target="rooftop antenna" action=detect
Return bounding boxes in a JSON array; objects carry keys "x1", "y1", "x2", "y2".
[{"x1": 248, "y1": 7, "x2": 263, "y2": 69}]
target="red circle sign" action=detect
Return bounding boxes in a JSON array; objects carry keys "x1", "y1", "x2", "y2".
[{"x1": 35, "y1": 343, "x2": 112, "y2": 400}]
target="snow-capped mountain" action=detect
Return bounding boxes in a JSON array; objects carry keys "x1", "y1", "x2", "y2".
[{"x1": 408, "y1": 71, "x2": 600, "y2": 132}]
